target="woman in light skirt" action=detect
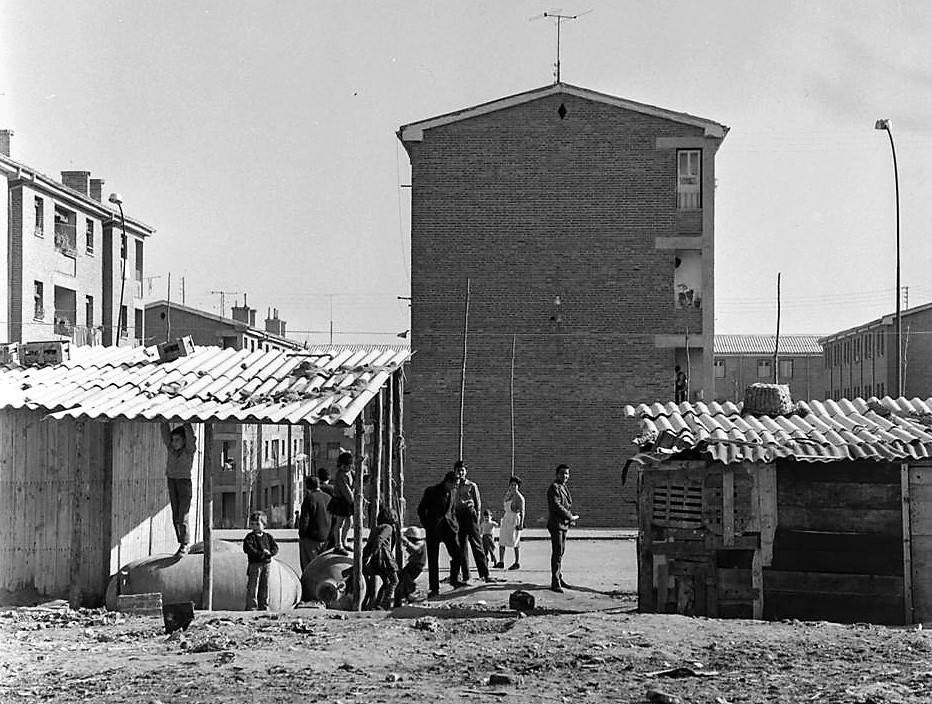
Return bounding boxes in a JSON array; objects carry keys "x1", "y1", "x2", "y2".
[{"x1": 495, "y1": 476, "x2": 525, "y2": 570}]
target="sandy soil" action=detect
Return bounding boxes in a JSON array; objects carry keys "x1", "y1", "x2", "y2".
[{"x1": 2, "y1": 596, "x2": 932, "y2": 704}]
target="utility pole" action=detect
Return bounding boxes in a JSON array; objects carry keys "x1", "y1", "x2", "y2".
[{"x1": 210, "y1": 290, "x2": 242, "y2": 319}]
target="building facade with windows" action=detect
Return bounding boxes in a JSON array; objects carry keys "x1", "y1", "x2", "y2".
[
  {"x1": 713, "y1": 334, "x2": 825, "y2": 402},
  {"x1": 145, "y1": 299, "x2": 308, "y2": 527},
  {"x1": 398, "y1": 83, "x2": 728, "y2": 526},
  {"x1": 0, "y1": 130, "x2": 154, "y2": 346},
  {"x1": 820, "y1": 302, "x2": 932, "y2": 400}
]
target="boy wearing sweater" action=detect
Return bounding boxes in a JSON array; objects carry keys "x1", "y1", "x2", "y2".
[{"x1": 243, "y1": 512, "x2": 279, "y2": 611}]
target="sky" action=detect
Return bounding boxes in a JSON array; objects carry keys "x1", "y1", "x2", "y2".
[{"x1": 2, "y1": 1, "x2": 932, "y2": 343}]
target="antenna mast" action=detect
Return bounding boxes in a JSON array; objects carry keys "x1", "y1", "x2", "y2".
[{"x1": 541, "y1": 11, "x2": 590, "y2": 83}]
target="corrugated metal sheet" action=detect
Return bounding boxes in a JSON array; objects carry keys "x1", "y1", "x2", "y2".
[
  {"x1": 623, "y1": 396, "x2": 932, "y2": 465},
  {"x1": 714, "y1": 334, "x2": 823, "y2": 356},
  {"x1": 0, "y1": 344, "x2": 410, "y2": 425}
]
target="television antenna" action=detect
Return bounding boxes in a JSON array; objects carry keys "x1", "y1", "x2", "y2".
[{"x1": 530, "y1": 9, "x2": 592, "y2": 83}]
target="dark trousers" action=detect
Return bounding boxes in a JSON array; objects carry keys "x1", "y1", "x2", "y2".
[
  {"x1": 166, "y1": 478, "x2": 192, "y2": 546},
  {"x1": 426, "y1": 522, "x2": 462, "y2": 593},
  {"x1": 549, "y1": 527, "x2": 567, "y2": 585},
  {"x1": 246, "y1": 562, "x2": 270, "y2": 610},
  {"x1": 299, "y1": 538, "x2": 325, "y2": 574},
  {"x1": 395, "y1": 562, "x2": 425, "y2": 603},
  {"x1": 482, "y1": 534, "x2": 496, "y2": 563},
  {"x1": 455, "y1": 512, "x2": 489, "y2": 581}
]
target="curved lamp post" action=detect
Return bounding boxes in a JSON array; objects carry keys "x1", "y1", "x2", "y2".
[
  {"x1": 875, "y1": 119, "x2": 902, "y2": 397},
  {"x1": 108, "y1": 193, "x2": 127, "y2": 346}
]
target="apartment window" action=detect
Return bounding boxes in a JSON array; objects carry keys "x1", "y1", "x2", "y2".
[
  {"x1": 879, "y1": 382, "x2": 885, "y2": 397},
  {"x1": 134, "y1": 308, "x2": 143, "y2": 343},
  {"x1": 221, "y1": 441, "x2": 235, "y2": 470},
  {"x1": 85, "y1": 295, "x2": 94, "y2": 327},
  {"x1": 757, "y1": 359, "x2": 772, "y2": 379},
  {"x1": 312, "y1": 442, "x2": 321, "y2": 460},
  {"x1": 865, "y1": 333, "x2": 873, "y2": 359},
  {"x1": 119, "y1": 305, "x2": 128, "y2": 338},
  {"x1": 135, "y1": 240, "x2": 144, "y2": 286},
  {"x1": 677, "y1": 149, "x2": 701, "y2": 209},
  {"x1": 54, "y1": 206, "x2": 77, "y2": 258},
  {"x1": 34, "y1": 197, "x2": 44, "y2": 236},
  {"x1": 327, "y1": 442, "x2": 341, "y2": 461},
  {"x1": 272, "y1": 439, "x2": 280, "y2": 463},
  {"x1": 779, "y1": 359, "x2": 794, "y2": 379},
  {"x1": 713, "y1": 359, "x2": 726, "y2": 378},
  {"x1": 85, "y1": 220, "x2": 94, "y2": 254},
  {"x1": 854, "y1": 338, "x2": 861, "y2": 363},
  {"x1": 878, "y1": 331, "x2": 885, "y2": 357},
  {"x1": 264, "y1": 441, "x2": 270, "y2": 462},
  {"x1": 33, "y1": 281, "x2": 44, "y2": 320}
]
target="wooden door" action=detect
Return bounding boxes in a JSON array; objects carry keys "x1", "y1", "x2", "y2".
[{"x1": 909, "y1": 465, "x2": 932, "y2": 623}]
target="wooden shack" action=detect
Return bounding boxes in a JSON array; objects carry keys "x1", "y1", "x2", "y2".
[
  {"x1": 0, "y1": 343, "x2": 410, "y2": 609},
  {"x1": 624, "y1": 393, "x2": 932, "y2": 625}
]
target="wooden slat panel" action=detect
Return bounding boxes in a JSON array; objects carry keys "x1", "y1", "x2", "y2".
[
  {"x1": 778, "y1": 506, "x2": 901, "y2": 534},
  {"x1": 910, "y1": 535, "x2": 932, "y2": 622},
  {"x1": 763, "y1": 591, "x2": 904, "y2": 625},
  {"x1": 778, "y1": 482, "x2": 900, "y2": 510},
  {"x1": 777, "y1": 460, "x2": 900, "y2": 485},
  {"x1": 770, "y1": 529, "x2": 903, "y2": 576},
  {"x1": 765, "y1": 570, "x2": 904, "y2": 597}
]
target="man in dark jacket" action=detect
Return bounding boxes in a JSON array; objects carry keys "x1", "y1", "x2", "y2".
[
  {"x1": 298, "y1": 476, "x2": 331, "y2": 572},
  {"x1": 418, "y1": 471, "x2": 465, "y2": 597},
  {"x1": 546, "y1": 464, "x2": 579, "y2": 593}
]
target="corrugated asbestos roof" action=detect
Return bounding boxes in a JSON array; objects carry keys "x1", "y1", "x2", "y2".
[
  {"x1": 623, "y1": 397, "x2": 932, "y2": 465},
  {"x1": 0, "y1": 344, "x2": 410, "y2": 425},
  {"x1": 714, "y1": 334, "x2": 823, "y2": 356}
]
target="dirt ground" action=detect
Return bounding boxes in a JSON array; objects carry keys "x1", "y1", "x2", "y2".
[{"x1": 3, "y1": 594, "x2": 932, "y2": 704}]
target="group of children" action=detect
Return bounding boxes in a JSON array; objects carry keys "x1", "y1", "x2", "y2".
[{"x1": 241, "y1": 504, "x2": 429, "y2": 611}]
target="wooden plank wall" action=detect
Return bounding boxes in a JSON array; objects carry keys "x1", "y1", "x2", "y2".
[
  {"x1": 110, "y1": 421, "x2": 204, "y2": 575},
  {"x1": 764, "y1": 460, "x2": 904, "y2": 625},
  {"x1": 0, "y1": 411, "x2": 204, "y2": 604},
  {"x1": 0, "y1": 410, "x2": 107, "y2": 600}
]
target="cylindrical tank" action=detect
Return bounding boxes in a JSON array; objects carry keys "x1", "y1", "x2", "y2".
[
  {"x1": 301, "y1": 549, "x2": 363, "y2": 608},
  {"x1": 105, "y1": 540, "x2": 301, "y2": 611}
]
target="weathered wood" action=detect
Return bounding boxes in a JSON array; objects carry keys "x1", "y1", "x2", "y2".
[
  {"x1": 202, "y1": 422, "x2": 215, "y2": 611},
  {"x1": 758, "y1": 463, "x2": 777, "y2": 566},
  {"x1": 778, "y1": 482, "x2": 901, "y2": 510},
  {"x1": 395, "y1": 372, "x2": 406, "y2": 526},
  {"x1": 68, "y1": 420, "x2": 86, "y2": 609},
  {"x1": 901, "y1": 463, "x2": 914, "y2": 624},
  {"x1": 722, "y1": 468, "x2": 735, "y2": 547},
  {"x1": 651, "y1": 541, "x2": 711, "y2": 557},
  {"x1": 353, "y1": 414, "x2": 366, "y2": 611},
  {"x1": 116, "y1": 592, "x2": 163, "y2": 616},
  {"x1": 763, "y1": 587, "x2": 904, "y2": 625},
  {"x1": 655, "y1": 556, "x2": 669, "y2": 613},
  {"x1": 751, "y1": 549, "x2": 763, "y2": 619},
  {"x1": 717, "y1": 567, "x2": 754, "y2": 601},
  {"x1": 637, "y1": 468, "x2": 655, "y2": 612},
  {"x1": 764, "y1": 570, "x2": 904, "y2": 597},
  {"x1": 99, "y1": 422, "x2": 114, "y2": 602},
  {"x1": 777, "y1": 459, "x2": 900, "y2": 485},
  {"x1": 370, "y1": 388, "x2": 383, "y2": 527},
  {"x1": 778, "y1": 505, "x2": 901, "y2": 534},
  {"x1": 909, "y1": 465, "x2": 932, "y2": 622}
]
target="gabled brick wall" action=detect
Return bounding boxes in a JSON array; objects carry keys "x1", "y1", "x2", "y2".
[{"x1": 402, "y1": 92, "x2": 720, "y2": 526}]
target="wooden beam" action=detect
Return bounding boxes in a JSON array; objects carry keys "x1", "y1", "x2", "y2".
[
  {"x1": 901, "y1": 462, "x2": 914, "y2": 625},
  {"x1": 637, "y1": 470, "x2": 656, "y2": 612},
  {"x1": 201, "y1": 422, "x2": 214, "y2": 611},
  {"x1": 100, "y1": 421, "x2": 114, "y2": 598},
  {"x1": 395, "y1": 371, "x2": 406, "y2": 525},
  {"x1": 69, "y1": 420, "x2": 86, "y2": 609},
  {"x1": 353, "y1": 414, "x2": 365, "y2": 611},
  {"x1": 371, "y1": 388, "x2": 383, "y2": 527},
  {"x1": 386, "y1": 378, "x2": 401, "y2": 573},
  {"x1": 722, "y1": 467, "x2": 735, "y2": 547}
]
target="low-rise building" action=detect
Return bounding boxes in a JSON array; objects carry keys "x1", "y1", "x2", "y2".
[
  {"x1": 713, "y1": 334, "x2": 825, "y2": 402},
  {"x1": 0, "y1": 130, "x2": 154, "y2": 346},
  {"x1": 820, "y1": 302, "x2": 932, "y2": 400}
]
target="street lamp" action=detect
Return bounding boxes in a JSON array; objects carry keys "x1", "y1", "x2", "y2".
[
  {"x1": 109, "y1": 193, "x2": 127, "y2": 346},
  {"x1": 875, "y1": 119, "x2": 902, "y2": 397}
]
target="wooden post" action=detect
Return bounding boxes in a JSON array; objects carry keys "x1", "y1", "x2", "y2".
[
  {"x1": 774, "y1": 272, "x2": 782, "y2": 384},
  {"x1": 387, "y1": 375, "x2": 402, "y2": 575},
  {"x1": 901, "y1": 462, "x2": 915, "y2": 625},
  {"x1": 202, "y1": 422, "x2": 214, "y2": 610},
  {"x1": 458, "y1": 278, "x2": 470, "y2": 460},
  {"x1": 371, "y1": 389, "x2": 383, "y2": 527},
  {"x1": 69, "y1": 420, "x2": 86, "y2": 609},
  {"x1": 395, "y1": 371, "x2": 406, "y2": 525},
  {"x1": 353, "y1": 414, "x2": 365, "y2": 611},
  {"x1": 722, "y1": 467, "x2": 735, "y2": 547},
  {"x1": 100, "y1": 421, "x2": 114, "y2": 595}
]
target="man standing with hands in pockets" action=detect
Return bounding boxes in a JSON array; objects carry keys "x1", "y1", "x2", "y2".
[{"x1": 547, "y1": 464, "x2": 579, "y2": 593}]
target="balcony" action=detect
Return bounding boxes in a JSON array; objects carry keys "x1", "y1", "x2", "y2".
[{"x1": 54, "y1": 223, "x2": 76, "y2": 258}]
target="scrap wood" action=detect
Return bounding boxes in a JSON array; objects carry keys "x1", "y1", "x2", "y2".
[{"x1": 643, "y1": 666, "x2": 719, "y2": 678}]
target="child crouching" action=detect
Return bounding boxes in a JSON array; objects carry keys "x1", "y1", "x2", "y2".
[
  {"x1": 362, "y1": 504, "x2": 399, "y2": 610},
  {"x1": 395, "y1": 525, "x2": 427, "y2": 605},
  {"x1": 243, "y1": 511, "x2": 279, "y2": 611}
]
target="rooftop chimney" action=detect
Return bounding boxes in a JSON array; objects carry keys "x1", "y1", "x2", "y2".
[
  {"x1": 61, "y1": 171, "x2": 91, "y2": 195},
  {"x1": 265, "y1": 307, "x2": 286, "y2": 337},
  {"x1": 0, "y1": 129, "x2": 12, "y2": 157},
  {"x1": 230, "y1": 294, "x2": 257, "y2": 328},
  {"x1": 89, "y1": 178, "x2": 105, "y2": 202}
]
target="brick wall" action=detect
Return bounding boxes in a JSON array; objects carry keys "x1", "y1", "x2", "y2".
[{"x1": 403, "y1": 93, "x2": 716, "y2": 526}]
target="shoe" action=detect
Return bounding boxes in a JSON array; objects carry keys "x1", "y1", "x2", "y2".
[
  {"x1": 494, "y1": 561, "x2": 505, "y2": 569},
  {"x1": 550, "y1": 582, "x2": 564, "y2": 593},
  {"x1": 426, "y1": 590, "x2": 440, "y2": 599},
  {"x1": 560, "y1": 579, "x2": 571, "y2": 589},
  {"x1": 175, "y1": 544, "x2": 189, "y2": 556},
  {"x1": 507, "y1": 563, "x2": 520, "y2": 571},
  {"x1": 483, "y1": 576, "x2": 494, "y2": 583},
  {"x1": 451, "y1": 580, "x2": 469, "y2": 589}
]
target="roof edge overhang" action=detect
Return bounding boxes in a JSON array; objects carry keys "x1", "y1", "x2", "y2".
[{"x1": 398, "y1": 82, "x2": 729, "y2": 142}]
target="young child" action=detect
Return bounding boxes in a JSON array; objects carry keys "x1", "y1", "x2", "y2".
[
  {"x1": 242, "y1": 511, "x2": 279, "y2": 611},
  {"x1": 395, "y1": 526, "x2": 427, "y2": 605},
  {"x1": 361, "y1": 504, "x2": 399, "y2": 610},
  {"x1": 480, "y1": 509, "x2": 498, "y2": 566}
]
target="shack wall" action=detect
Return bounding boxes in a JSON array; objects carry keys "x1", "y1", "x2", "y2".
[
  {"x1": 0, "y1": 410, "x2": 205, "y2": 604},
  {"x1": 763, "y1": 459, "x2": 904, "y2": 625}
]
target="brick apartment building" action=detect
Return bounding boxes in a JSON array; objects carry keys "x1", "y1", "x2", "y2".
[
  {"x1": 713, "y1": 334, "x2": 825, "y2": 402},
  {"x1": 0, "y1": 130, "x2": 154, "y2": 346},
  {"x1": 145, "y1": 298, "x2": 308, "y2": 527},
  {"x1": 821, "y1": 302, "x2": 932, "y2": 400},
  {"x1": 398, "y1": 83, "x2": 728, "y2": 526}
]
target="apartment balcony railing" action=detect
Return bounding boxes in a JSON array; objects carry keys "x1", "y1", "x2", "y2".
[{"x1": 54, "y1": 223, "x2": 77, "y2": 258}]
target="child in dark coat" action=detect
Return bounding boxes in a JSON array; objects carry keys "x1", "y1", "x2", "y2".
[
  {"x1": 362, "y1": 505, "x2": 399, "y2": 610},
  {"x1": 243, "y1": 512, "x2": 279, "y2": 611},
  {"x1": 395, "y1": 525, "x2": 427, "y2": 605}
]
